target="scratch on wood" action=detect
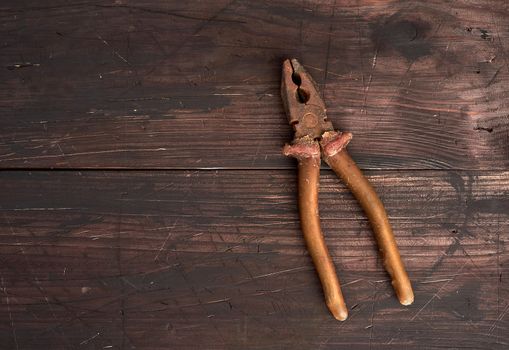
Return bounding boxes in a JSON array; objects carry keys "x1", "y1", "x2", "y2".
[
  {"x1": 94, "y1": 4, "x2": 246, "y2": 24},
  {"x1": 420, "y1": 278, "x2": 454, "y2": 284},
  {"x1": 154, "y1": 219, "x2": 179, "y2": 261},
  {"x1": 236, "y1": 266, "x2": 311, "y2": 284},
  {"x1": 486, "y1": 66, "x2": 502, "y2": 87},
  {"x1": 6, "y1": 62, "x2": 40, "y2": 70},
  {"x1": 322, "y1": 0, "x2": 336, "y2": 100},
  {"x1": 80, "y1": 332, "x2": 100, "y2": 345},
  {"x1": 0, "y1": 148, "x2": 169, "y2": 163},
  {"x1": 488, "y1": 303, "x2": 509, "y2": 335},
  {"x1": 362, "y1": 46, "x2": 379, "y2": 114},
  {"x1": 411, "y1": 262, "x2": 467, "y2": 321},
  {"x1": 97, "y1": 35, "x2": 130, "y2": 65},
  {"x1": 368, "y1": 288, "x2": 377, "y2": 350},
  {"x1": 1, "y1": 276, "x2": 19, "y2": 350}
]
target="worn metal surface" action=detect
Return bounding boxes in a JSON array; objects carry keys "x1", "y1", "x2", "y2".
[{"x1": 282, "y1": 59, "x2": 413, "y2": 319}]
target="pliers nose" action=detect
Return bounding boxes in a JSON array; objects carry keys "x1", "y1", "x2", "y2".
[
  {"x1": 281, "y1": 59, "x2": 333, "y2": 140},
  {"x1": 282, "y1": 59, "x2": 414, "y2": 321}
]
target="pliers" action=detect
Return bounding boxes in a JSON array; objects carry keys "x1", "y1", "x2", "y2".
[{"x1": 281, "y1": 59, "x2": 414, "y2": 321}]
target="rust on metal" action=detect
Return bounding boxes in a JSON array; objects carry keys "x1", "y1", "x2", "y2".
[{"x1": 281, "y1": 58, "x2": 414, "y2": 321}]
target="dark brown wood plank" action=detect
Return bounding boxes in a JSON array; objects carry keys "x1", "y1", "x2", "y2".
[
  {"x1": 0, "y1": 170, "x2": 507, "y2": 349},
  {"x1": 1, "y1": 0, "x2": 509, "y2": 169}
]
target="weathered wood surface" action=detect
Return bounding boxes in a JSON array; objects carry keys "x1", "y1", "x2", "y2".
[
  {"x1": 1, "y1": 0, "x2": 509, "y2": 169},
  {"x1": 0, "y1": 171, "x2": 507, "y2": 349},
  {"x1": 1, "y1": 0, "x2": 509, "y2": 349}
]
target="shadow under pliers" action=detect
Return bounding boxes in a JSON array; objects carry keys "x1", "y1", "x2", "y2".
[{"x1": 281, "y1": 58, "x2": 414, "y2": 321}]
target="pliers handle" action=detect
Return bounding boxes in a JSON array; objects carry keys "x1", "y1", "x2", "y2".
[{"x1": 282, "y1": 59, "x2": 414, "y2": 321}]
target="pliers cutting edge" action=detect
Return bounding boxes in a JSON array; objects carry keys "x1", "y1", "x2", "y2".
[{"x1": 282, "y1": 59, "x2": 414, "y2": 321}]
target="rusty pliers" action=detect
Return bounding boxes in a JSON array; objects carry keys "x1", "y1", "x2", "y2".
[{"x1": 282, "y1": 59, "x2": 414, "y2": 321}]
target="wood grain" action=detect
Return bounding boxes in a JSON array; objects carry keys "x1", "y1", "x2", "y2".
[
  {"x1": 0, "y1": 170, "x2": 507, "y2": 349},
  {"x1": 1, "y1": 0, "x2": 509, "y2": 169},
  {"x1": 1, "y1": 1, "x2": 508, "y2": 349}
]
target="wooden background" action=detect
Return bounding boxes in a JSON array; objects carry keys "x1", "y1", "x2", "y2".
[{"x1": 0, "y1": 0, "x2": 508, "y2": 348}]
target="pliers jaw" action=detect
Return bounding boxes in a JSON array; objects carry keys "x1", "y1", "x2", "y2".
[{"x1": 281, "y1": 59, "x2": 334, "y2": 140}]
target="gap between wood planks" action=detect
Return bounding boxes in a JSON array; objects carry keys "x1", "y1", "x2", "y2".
[{"x1": 0, "y1": 167, "x2": 504, "y2": 172}]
